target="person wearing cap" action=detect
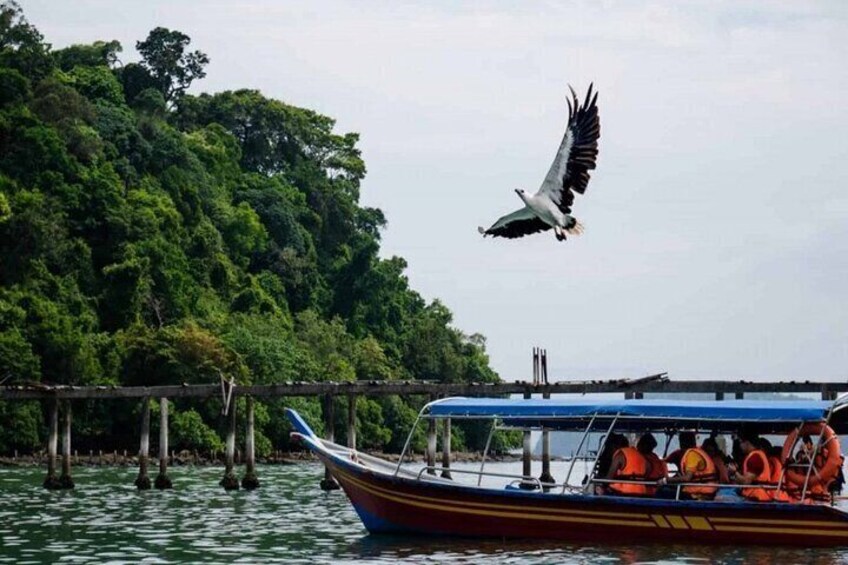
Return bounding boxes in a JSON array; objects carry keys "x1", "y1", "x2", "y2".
[{"x1": 731, "y1": 432, "x2": 772, "y2": 501}]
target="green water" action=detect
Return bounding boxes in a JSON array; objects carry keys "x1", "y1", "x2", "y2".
[{"x1": 1, "y1": 462, "x2": 846, "y2": 564}]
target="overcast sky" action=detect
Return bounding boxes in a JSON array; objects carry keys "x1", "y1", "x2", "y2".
[{"x1": 23, "y1": 1, "x2": 848, "y2": 381}]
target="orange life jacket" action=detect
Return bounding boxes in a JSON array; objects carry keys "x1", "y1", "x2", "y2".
[
  {"x1": 767, "y1": 455, "x2": 791, "y2": 502},
  {"x1": 741, "y1": 449, "x2": 772, "y2": 502},
  {"x1": 644, "y1": 452, "x2": 667, "y2": 496},
  {"x1": 681, "y1": 447, "x2": 718, "y2": 499},
  {"x1": 610, "y1": 447, "x2": 648, "y2": 496}
]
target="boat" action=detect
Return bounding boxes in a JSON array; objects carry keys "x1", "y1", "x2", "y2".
[{"x1": 286, "y1": 395, "x2": 848, "y2": 546}]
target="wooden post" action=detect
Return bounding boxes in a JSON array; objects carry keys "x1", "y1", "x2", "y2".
[
  {"x1": 634, "y1": 392, "x2": 644, "y2": 400},
  {"x1": 221, "y1": 398, "x2": 239, "y2": 490},
  {"x1": 59, "y1": 401, "x2": 74, "y2": 489},
  {"x1": 624, "y1": 391, "x2": 634, "y2": 400},
  {"x1": 347, "y1": 394, "x2": 357, "y2": 450},
  {"x1": 426, "y1": 394, "x2": 437, "y2": 476},
  {"x1": 521, "y1": 390, "x2": 535, "y2": 489},
  {"x1": 241, "y1": 397, "x2": 259, "y2": 490},
  {"x1": 539, "y1": 391, "x2": 554, "y2": 489},
  {"x1": 715, "y1": 392, "x2": 725, "y2": 401},
  {"x1": 735, "y1": 392, "x2": 744, "y2": 400},
  {"x1": 155, "y1": 397, "x2": 172, "y2": 489},
  {"x1": 440, "y1": 417, "x2": 452, "y2": 479},
  {"x1": 319, "y1": 393, "x2": 340, "y2": 490},
  {"x1": 135, "y1": 397, "x2": 151, "y2": 490},
  {"x1": 43, "y1": 399, "x2": 60, "y2": 489}
]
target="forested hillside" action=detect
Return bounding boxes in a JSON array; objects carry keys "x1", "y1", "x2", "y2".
[{"x1": 0, "y1": 2, "x2": 505, "y2": 456}]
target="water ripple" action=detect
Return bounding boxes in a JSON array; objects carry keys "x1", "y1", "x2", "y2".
[{"x1": 1, "y1": 463, "x2": 848, "y2": 564}]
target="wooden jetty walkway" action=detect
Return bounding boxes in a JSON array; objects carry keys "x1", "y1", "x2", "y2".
[{"x1": 2, "y1": 371, "x2": 846, "y2": 492}]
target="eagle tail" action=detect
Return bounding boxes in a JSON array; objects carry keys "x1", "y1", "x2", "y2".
[{"x1": 565, "y1": 220, "x2": 584, "y2": 236}]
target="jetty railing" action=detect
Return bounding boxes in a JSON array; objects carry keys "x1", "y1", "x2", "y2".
[{"x1": 2, "y1": 377, "x2": 846, "y2": 492}]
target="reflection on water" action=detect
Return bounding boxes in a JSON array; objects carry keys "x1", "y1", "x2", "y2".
[{"x1": 0, "y1": 462, "x2": 847, "y2": 564}]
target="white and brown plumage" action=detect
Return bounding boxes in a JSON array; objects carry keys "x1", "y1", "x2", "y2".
[{"x1": 479, "y1": 84, "x2": 600, "y2": 242}]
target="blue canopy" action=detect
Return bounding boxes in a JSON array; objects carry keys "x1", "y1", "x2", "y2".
[{"x1": 425, "y1": 398, "x2": 838, "y2": 432}]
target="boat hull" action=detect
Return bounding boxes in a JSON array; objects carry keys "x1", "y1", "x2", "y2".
[{"x1": 316, "y1": 451, "x2": 848, "y2": 546}]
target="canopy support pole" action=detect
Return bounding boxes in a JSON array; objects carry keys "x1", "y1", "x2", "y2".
[
  {"x1": 562, "y1": 414, "x2": 597, "y2": 493},
  {"x1": 477, "y1": 420, "x2": 498, "y2": 486},
  {"x1": 583, "y1": 413, "x2": 620, "y2": 494}
]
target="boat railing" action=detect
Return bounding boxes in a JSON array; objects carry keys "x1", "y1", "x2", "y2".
[
  {"x1": 415, "y1": 465, "x2": 545, "y2": 489},
  {"x1": 590, "y1": 477, "x2": 787, "y2": 501}
]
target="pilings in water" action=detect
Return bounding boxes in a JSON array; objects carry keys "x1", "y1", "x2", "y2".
[
  {"x1": 221, "y1": 398, "x2": 239, "y2": 490},
  {"x1": 319, "y1": 393, "x2": 340, "y2": 490},
  {"x1": 135, "y1": 397, "x2": 151, "y2": 490},
  {"x1": 155, "y1": 398, "x2": 172, "y2": 489},
  {"x1": 440, "y1": 417, "x2": 452, "y2": 480},
  {"x1": 59, "y1": 402, "x2": 74, "y2": 489},
  {"x1": 241, "y1": 397, "x2": 259, "y2": 490},
  {"x1": 43, "y1": 399, "x2": 60, "y2": 489}
]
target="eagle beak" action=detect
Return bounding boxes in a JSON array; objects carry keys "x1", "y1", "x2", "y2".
[{"x1": 514, "y1": 189, "x2": 521, "y2": 195}]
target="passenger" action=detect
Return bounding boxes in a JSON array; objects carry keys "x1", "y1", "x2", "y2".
[
  {"x1": 795, "y1": 435, "x2": 815, "y2": 466},
  {"x1": 591, "y1": 433, "x2": 628, "y2": 494},
  {"x1": 606, "y1": 436, "x2": 649, "y2": 496},
  {"x1": 638, "y1": 433, "x2": 666, "y2": 496},
  {"x1": 731, "y1": 432, "x2": 772, "y2": 502},
  {"x1": 665, "y1": 431, "x2": 696, "y2": 471},
  {"x1": 663, "y1": 436, "x2": 719, "y2": 500},
  {"x1": 701, "y1": 437, "x2": 730, "y2": 485},
  {"x1": 759, "y1": 438, "x2": 790, "y2": 502}
]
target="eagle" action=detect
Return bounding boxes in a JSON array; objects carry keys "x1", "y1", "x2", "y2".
[{"x1": 479, "y1": 84, "x2": 600, "y2": 242}]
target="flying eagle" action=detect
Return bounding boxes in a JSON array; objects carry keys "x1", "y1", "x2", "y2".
[{"x1": 479, "y1": 84, "x2": 600, "y2": 242}]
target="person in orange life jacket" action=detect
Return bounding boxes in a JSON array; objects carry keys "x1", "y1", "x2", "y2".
[
  {"x1": 665, "y1": 431, "x2": 696, "y2": 471},
  {"x1": 593, "y1": 433, "x2": 629, "y2": 494},
  {"x1": 729, "y1": 432, "x2": 772, "y2": 502},
  {"x1": 605, "y1": 434, "x2": 652, "y2": 496},
  {"x1": 758, "y1": 437, "x2": 791, "y2": 502},
  {"x1": 701, "y1": 437, "x2": 730, "y2": 484},
  {"x1": 661, "y1": 436, "x2": 719, "y2": 500},
  {"x1": 636, "y1": 433, "x2": 666, "y2": 496}
]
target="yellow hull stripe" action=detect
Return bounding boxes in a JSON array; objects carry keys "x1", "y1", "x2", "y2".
[
  {"x1": 685, "y1": 516, "x2": 713, "y2": 531},
  {"x1": 652, "y1": 515, "x2": 671, "y2": 528},
  {"x1": 713, "y1": 525, "x2": 848, "y2": 538},
  {"x1": 709, "y1": 516, "x2": 848, "y2": 528},
  {"x1": 666, "y1": 515, "x2": 689, "y2": 529}
]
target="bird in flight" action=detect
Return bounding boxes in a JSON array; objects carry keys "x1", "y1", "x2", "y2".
[{"x1": 479, "y1": 84, "x2": 600, "y2": 242}]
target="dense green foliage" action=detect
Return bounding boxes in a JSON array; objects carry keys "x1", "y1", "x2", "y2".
[{"x1": 0, "y1": 2, "x2": 507, "y2": 456}]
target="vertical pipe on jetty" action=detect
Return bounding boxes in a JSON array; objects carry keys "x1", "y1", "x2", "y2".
[
  {"x1": 347, "y1": 394, "x2": 357, "y2": 450},
  {"x1": 319, "y1": 393, "x2": 340, "y2": 490},
  {"x1": 135, "y1": 397, "x2": 151, "y2": 490},
  {"x1": 539, "y1": 391, "x2": 555, "y2": 489},
  {"x1": 155, "y1": 398, "x2": 173, "y2": 489},
  {"x1": 221, "y1": 398, "x2": 239, "y2": 490},
  {"x1": 521, "y1": 389, "x2": 535, "y2": 489},
  {"x1": 426, "y1": 394, "x2": 437, "y2": 476},
  {"x1": 440, "y1": 417, "x2": 452, "y2": 480},
  {"x1": 241, "y1": 397, "x2": 259, "y2": 490},
  {"x1": 59, "y1": 401, "x2": 74, "y2": 489},
  {"x1": 43, "y1": 399, "x2": 60, "y2": 489}
]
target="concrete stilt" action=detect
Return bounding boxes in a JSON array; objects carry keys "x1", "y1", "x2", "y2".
[
  {"x1": 221, "y1": 398, "x2": 239, "y2": 490},
  {"x1": 43, "y1": 399, "x2": 60, "y2": 489},
  {"x1": 154, "y1": 397, "x2": 172, "y2": 489},
  {"x1": 426, "y1": 395, "x2": 437, "y2": 476},
  {"x1": 135, "y1": 397, "x2": 151, "y2": 490},
  {"x1": 440, "y1": 418, "x2": 452, "y2": 480},
  {"x1": 521, "y1": 390, "x2": 536, "y2": 489},
  {"x1": 347, "y1": 394, "x2": 357, "y2": 450},
  {"x1": 241, "y1": 397, "x2": 259, "y2": 490},
  {"x1": 539, "y1": 392, "x2": 555, "y2": 489},
  {"x1": 59, "y1": 402, "x2": 74, "y2": 489},
  {"x1": 319, "y1": 393, "x2": 340, "y2": 490}
]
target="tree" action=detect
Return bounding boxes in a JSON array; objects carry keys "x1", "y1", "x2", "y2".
[{"x1": 136, "y1": 27, "x2": 208, "y2": 104}]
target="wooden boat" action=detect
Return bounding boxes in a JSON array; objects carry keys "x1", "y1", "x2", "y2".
[{"x1": 286, "y1": 396, "x2": 848, "y2": 546}]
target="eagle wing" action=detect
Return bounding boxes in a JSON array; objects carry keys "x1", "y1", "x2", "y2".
[
  {"x1": 479, "y1": 207, "x2": 551, "y2": 239},
  {"x1": 537, "y1": 84, "x2": 600, "y2": 214}
]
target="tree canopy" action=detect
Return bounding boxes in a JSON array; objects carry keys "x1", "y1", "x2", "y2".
[{"x1": 0, "y1": 3, "x2": 508, "y2": 456}]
